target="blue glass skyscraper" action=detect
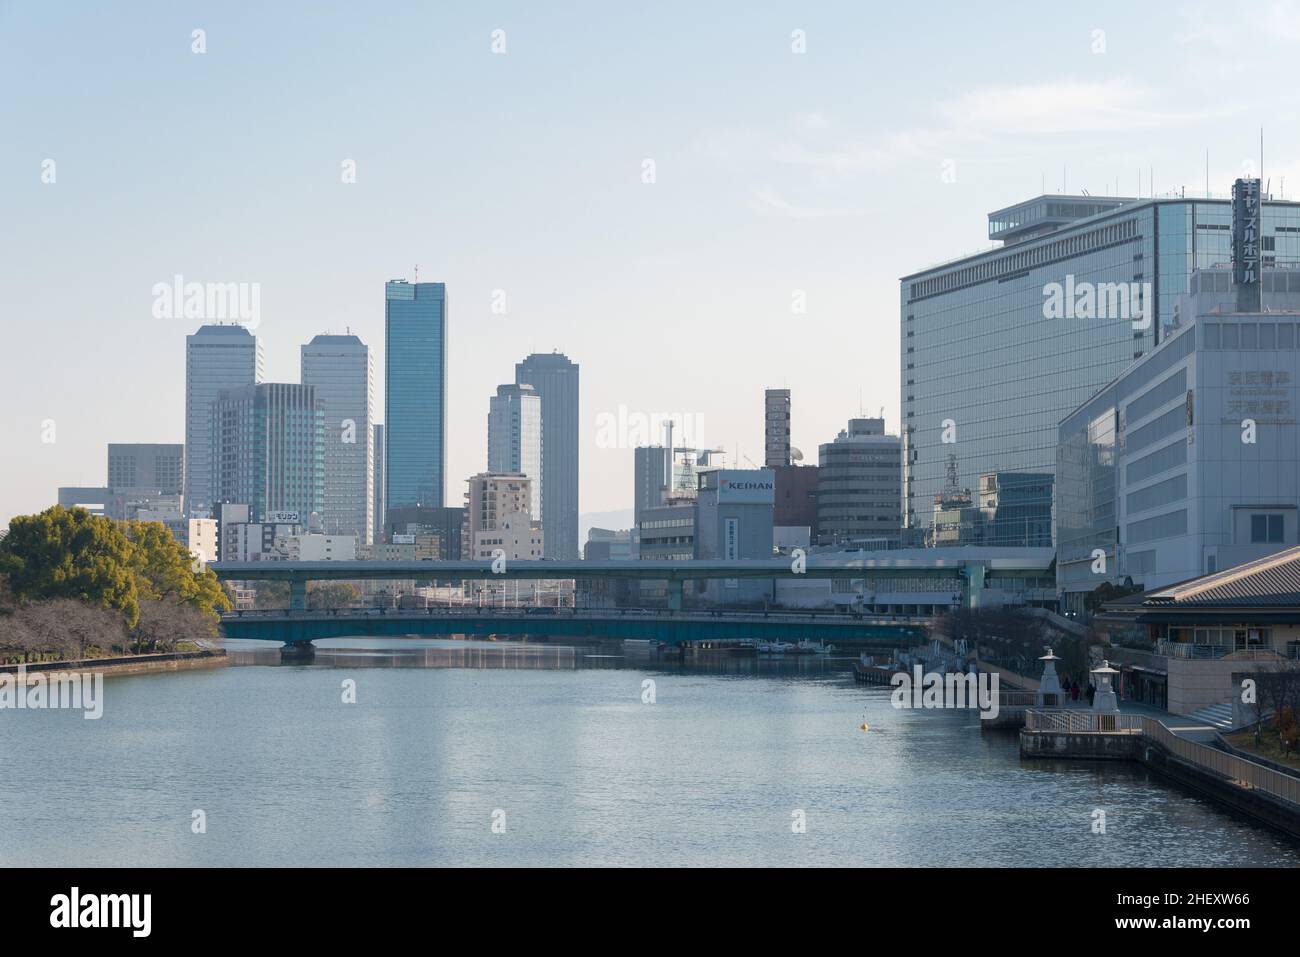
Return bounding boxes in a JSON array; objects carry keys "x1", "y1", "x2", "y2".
[{"x1": 384, "y1": 281, "x2": 447, "y2": 510}]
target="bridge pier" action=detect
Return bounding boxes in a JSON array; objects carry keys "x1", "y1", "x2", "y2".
[
  {"x1": 666, "y1": 579, "x2": 683, "y2": 612},
  {"x1": 289, "y1": 579, "x2": 308, "y2": 612},
  {"x1": 280, "y1": 640, "x2": 316, "y2": 663}
]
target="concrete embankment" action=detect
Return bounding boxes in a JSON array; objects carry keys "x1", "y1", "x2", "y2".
[
  {"x1": 0, "y1": 650, "x2": 229, "y2": 679},
  {"x1": 1019, "y1": 729, "x2": 1141, "y2": 759},
  {"x1": 1140, "y1": 739, "x2": 1300, "y2": 841}
]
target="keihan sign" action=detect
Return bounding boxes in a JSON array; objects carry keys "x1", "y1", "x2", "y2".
[
  {"x1": 716, "y1": 469, "x2": 775, "y2": 504},
  {"x1": 1233, "y1": 177, "x2": 1261, "y2": 286}
]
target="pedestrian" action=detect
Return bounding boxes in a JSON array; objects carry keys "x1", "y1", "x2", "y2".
[
  {"x1": 1086, "y1": 681, "x2": 1096, "y2": 706},
  {"x1": 1071, "y1": 680, "x2": 1080, "y2": 702}
]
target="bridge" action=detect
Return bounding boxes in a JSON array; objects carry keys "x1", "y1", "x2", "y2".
[
  {"x1": 220, "y1": 605, "x2": 928, "y2": 646},
  {"x1": 211, "y1": 552, "x2": 1051, "y2": 608},
  {"x1": 211, "y1": 552, "x2": 1052, "y2": 651}
]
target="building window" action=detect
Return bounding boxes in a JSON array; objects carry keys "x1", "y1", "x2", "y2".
[{"x1": 1250, "y1": 513, "x2": 1284, "y2": 544}]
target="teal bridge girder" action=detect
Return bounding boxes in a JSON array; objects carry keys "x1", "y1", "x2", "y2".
[{"x1": 218, "y1": 608, "x2": 928, "y2": 646}]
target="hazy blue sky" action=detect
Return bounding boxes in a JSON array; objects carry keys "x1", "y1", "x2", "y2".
[{"x1": 4, "y1": 1, "x2": 1300, "y2": 527}]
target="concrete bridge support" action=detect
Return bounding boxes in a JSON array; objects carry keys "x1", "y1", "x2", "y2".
[
  {"x1": 666, "y1": 579, "x2": 684, "y2": 612},
  {"x1": 281, "y1": 640, "x2": 315, "y2": 663}
]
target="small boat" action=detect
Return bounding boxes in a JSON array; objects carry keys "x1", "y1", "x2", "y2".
[
  {"x1": 756, "y1": 640, "x2": 796, "y2": 655},
  {"x1": 794, "y1": 640, "x2": 834, "y2": 655}
]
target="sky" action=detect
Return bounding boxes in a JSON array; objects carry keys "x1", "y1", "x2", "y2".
[{"x1": 4, "y1": 0, "x2": 1300, "y2": 531}]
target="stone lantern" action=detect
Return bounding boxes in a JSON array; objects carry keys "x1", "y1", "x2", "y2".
[
  {"x1": 1036, "y1": 647, "x2": 1063, "y2": 707},
  {"x1": 1091, "y1": 660, "x2": 1121, "y2": 714}
]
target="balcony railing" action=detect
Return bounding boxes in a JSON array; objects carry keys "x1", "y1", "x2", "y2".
[
  {"x1": 1155, "y1": 641, "x2": 1291, "y2": 661},
  {"x1": 1024, "y1": 710, "x2": 1144, "y2": 733}
]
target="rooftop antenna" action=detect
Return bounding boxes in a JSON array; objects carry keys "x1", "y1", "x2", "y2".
[
  {"x1": 414, "y1": 264, "x2": 420, "y2": 283},
  {"x1": 1206, "y1": 148, "x2": 1210, "y2": 198}
]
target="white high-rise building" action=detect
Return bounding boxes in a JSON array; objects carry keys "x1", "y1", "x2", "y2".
[
  {"x1": 185, "y1": 324, "x2": 262, "y2": 518},
  {"x1": 462, "y1": 472, "x2": 543, "y2": 560},
  {"x1": 487, "y1": 383, "x2": 542, "y2": 521},
  {"x1": 302, "y1": 334, "x2": 375, "y2": 543}
]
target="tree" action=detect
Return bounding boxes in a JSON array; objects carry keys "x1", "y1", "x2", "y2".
[
  {"x1": 1085, "y1": 580, "x2": 1144, "y2": 615},
  {"x1": 133, "y1": 599, "x2": 219, "y2": 653},
  {"x1": 11, "y1": 598, "x2": 126, "y2": 660},
  {"x1": 123, "y1": 521, "x2": 230, "y2": 619},
  {"x1": 0, "y1": 507, "x2": 139, "y2": 626},
  {"x1": 308, "y1": 582, "x2": 359, "y2": 610},
  {"x1": 255, "y1": 581, "x2": 289, "y2": 609}
]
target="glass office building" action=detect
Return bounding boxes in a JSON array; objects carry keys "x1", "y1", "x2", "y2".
[
  {"x1": 301, "y1": 334, "x2": 374, "y2": 543},
  {"x1": 211, "y1": 383, "x2": 324, "y2": 523},
  {"x1": 901, "y1": 191, "x2": 1300, "y2": 546},
  {"x1": 385, "y1": 281, "x2": 447, "y2": 510}
]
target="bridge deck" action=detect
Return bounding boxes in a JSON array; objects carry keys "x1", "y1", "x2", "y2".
[{"x1": 221, "y1": 608, "x2": 928, "y2": 645}]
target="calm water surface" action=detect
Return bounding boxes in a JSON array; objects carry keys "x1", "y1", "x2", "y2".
[{"x1": 2, "y1": 637, "x2": 1296, "y2": 867}]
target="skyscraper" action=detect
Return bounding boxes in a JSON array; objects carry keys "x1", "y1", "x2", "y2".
[
  {"x1": 515, "y1": 352, "x2": 579, "y2": 559},
  {"x1": 764, "y1": 388, "x2": 791, "y2": 468},
  {"x1": 185, "y1": 324, "x2": 262, "y2": 517},
  {"x1": 487, "y1": 383, "x2": 542, "y2": 521},
  {"x1": 385, "y1": 280, "x2": 447, "y2": 510},
  {"x1": 373, "y1": 423, "x2": 385, "y2": 541},
  {"x1": 302, "y1": 334, "x2": 374, "y2": 543},
  {"x1": 211, "y1": 383, "x2": 324, "y2": 523}
]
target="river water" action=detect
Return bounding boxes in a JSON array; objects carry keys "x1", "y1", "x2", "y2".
[{"x1": 2, "y1": 637, "x2": 1296, "y2": 867}]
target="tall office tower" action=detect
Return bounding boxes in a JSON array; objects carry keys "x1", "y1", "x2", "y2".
[
  {"x1": 185, "y1": 324, "x2": 262, "y2": 517},
  {"x1": 385, "y1": 280, "x2": 447, "y2": 510},
  {"x1": 515, "y1": 352, "x2": 579, "y2": 559},
  {"x1": 487, "y1": 383, "x2": 542, "y2": 520},
  {"x1": 302, "y1": 334, "x2": 375, "y2": 543},
  {"x1": 210, "y1": 383, "x2": 324, "y2": 523},
  {"x1": 901, "y1": 187, "x2": 1300, "y2": 543},
  {"x1": 373, "y1": 424, "x2": 385, "y2": 541},
  {"x1": 816, "y1": 418, "x2": 902, "y2": 548},
  {"x1": 764, "y1": 388, "x2": 791, "y2": 468},
  {"x1": 107, "y1": 444, "x2": 184, "y2": 495}
]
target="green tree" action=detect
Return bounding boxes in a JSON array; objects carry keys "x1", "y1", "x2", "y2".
[
  {"x1": 255, "y1": 580, "x2": 290, "y2": 609},
  {"x1": 308, "y1": 582, "x2": 359, "y2": 610},
  {"x1": 0, "y1": 506, "x2": 140, "y2": 627},
  {"x1": 123, "y1": 521, "x2": 231, "y2": 619}
]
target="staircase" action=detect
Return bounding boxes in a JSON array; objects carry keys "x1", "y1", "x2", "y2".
[{"x1": 1182, "y1": 701, "x2": 1236, "y2": 731}]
